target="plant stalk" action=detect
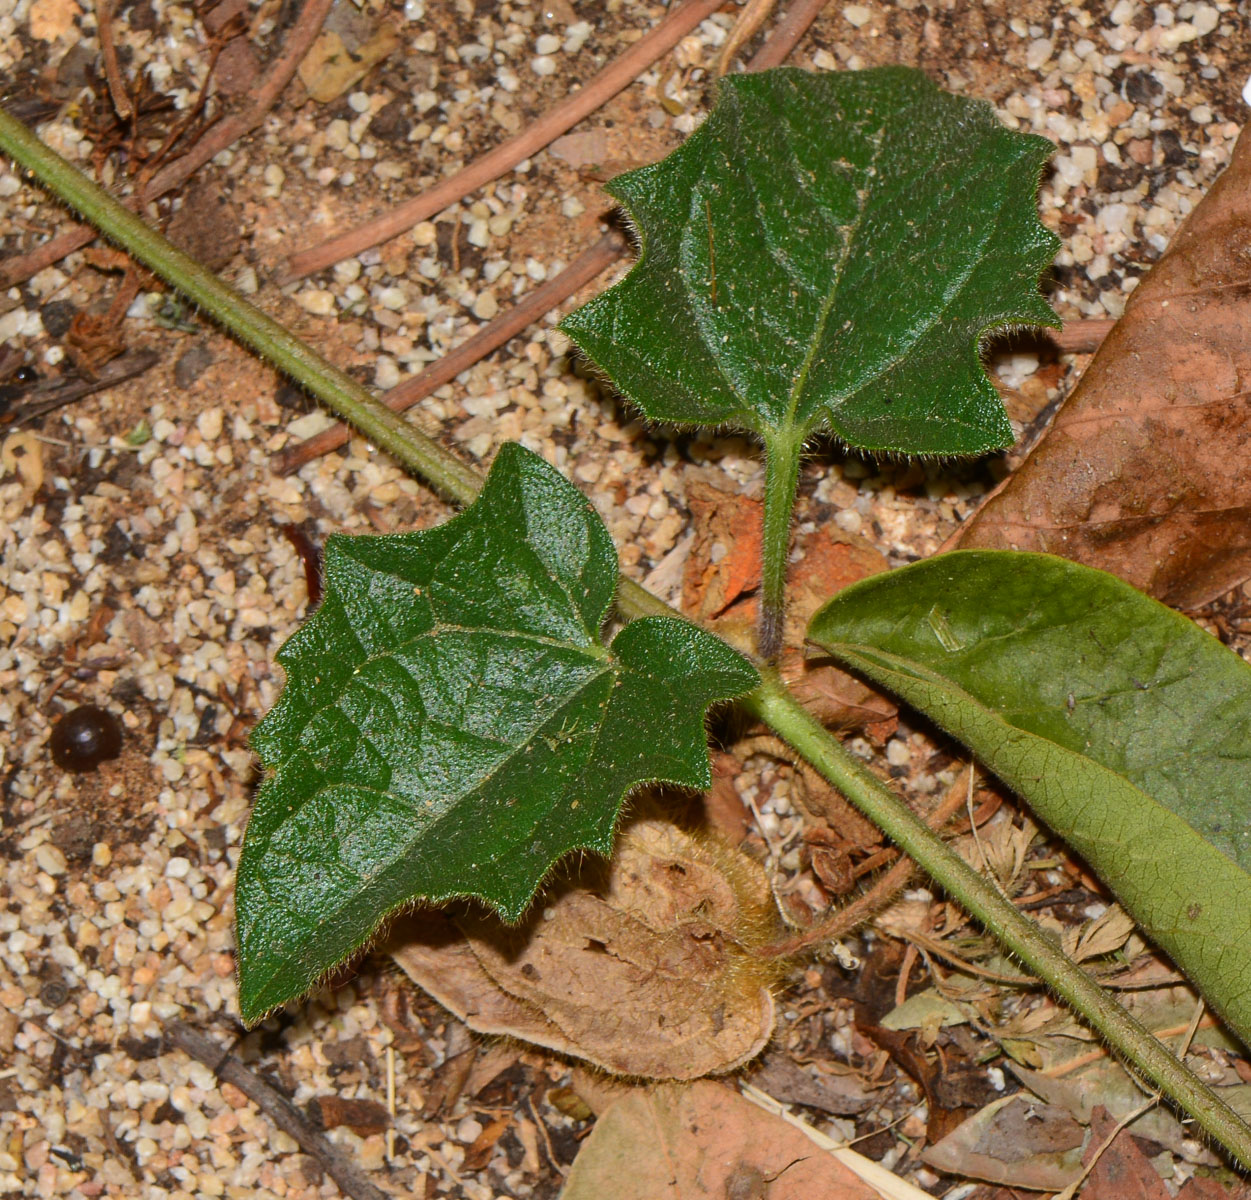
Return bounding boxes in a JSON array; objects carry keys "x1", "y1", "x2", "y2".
[
  {"x1": 0, "y1": 106, "x2": 482, "y2": 507},
  {"x1": 758, "y1": 431, "x2": 803, "y2": 661},
  {"x1": 8, "y1": 109, "x2": 1251, "y2": 1172}
]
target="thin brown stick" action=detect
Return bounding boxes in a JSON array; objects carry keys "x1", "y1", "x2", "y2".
[
  {"x1": 163, "y1": 1020, "x2": 390, "y2": 1200},
  {"x1": 757, "y1": 765, "x2": 974, "y2": 959},
  {"x1": 9, "y1": 348, "x2": 160, "y2": 427},
  {"x1": 746, "y1": 0, "x2": 833, "y2": 70},
  {"x1": 277, "y1": 0, "x2": 726, "y2": 284},
  {"x1": 0, "y1": 0, "x2": 332, "y2": 290},
  {"x1": 716, "y1": 0, "x2": 779, "y2": 75},
  {"x1": 272, "y1": 230, "x2": 627, "y2": 474},
  {"x1": 97, "y1": 0, "x2": 134, "y2": 120}
]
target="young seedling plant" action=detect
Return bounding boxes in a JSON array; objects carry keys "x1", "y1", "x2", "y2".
[{"x1": 6, "y1": 65, "x2": 1251, "y2": 1170}]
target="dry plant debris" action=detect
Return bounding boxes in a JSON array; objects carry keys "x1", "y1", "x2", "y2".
[
  {"x1": 3, "y1": 0, "x2": 1251, "y2": 1198},
  {"x1": 388, "y1": 815, "x2": 779, "y2": 1081}
]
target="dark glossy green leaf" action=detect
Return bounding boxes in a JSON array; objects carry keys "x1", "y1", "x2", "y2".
[
  {"x1": 808, "y1": 550, "x2": 1251, "y2": 1050},
  {"x1": 560, "y1": 67, "x2": 1058, "y2": 456},
  {"x1": 237, "y1": 442, "x2": 758, "y2": 1025}
]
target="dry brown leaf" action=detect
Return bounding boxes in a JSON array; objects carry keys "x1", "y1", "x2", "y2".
[
  {"x1": 1079, "y1": 1105, "x2": 1171, "y2": 1200},
  {"x1": 166, "y1": 183, "x2": 243, "y2": 272},
  {"x1": 297, "y1": 24, "x2": 399, "y2": 104},
  {"x1": 388, "y1": 817, "x2": 779, "y2": 1080},
  {"x1": 681, "y1": 478, "x2": 896, "y2": 734},
  {"x1": 921, "y1": 1093, "x2": 1087, "y2": 1192},
  {"x1": 305, "y1": 1094, "x2": 391, "y2": 1136},
  {"x1": 559, "y1": 1079, "x2": 883, "y2": 1200},
  {"x1": 956, "y1": 125, "x2": 1251, "y2": 608}
]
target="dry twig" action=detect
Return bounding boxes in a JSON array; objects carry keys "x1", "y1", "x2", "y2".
[
  {"x1": 715, "y1": 0, "x2": 779, "y2": 75},
  {"x1": 746, "y1": 0, "x2": 833, "y2": 70},
  {"x1": 7, "y1": 349, "x2": 160, "y2": 427},
  {"x1": 273, "y1": 230, "x2": 627, "y2": 474},
  {"x1": 96, "y1": 0, "x2": 133, "y2": 120},
  {"x1": 163, "y1": 1020, "x2": 390, "y2": 1200},
  {"x1": 277, "y1": 0, "x2": 726, "y2": 283}
]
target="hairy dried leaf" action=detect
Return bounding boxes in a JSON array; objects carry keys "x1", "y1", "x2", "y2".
[{"x1": 389, "y1": 817, "x2": 779, "y2": 1079}]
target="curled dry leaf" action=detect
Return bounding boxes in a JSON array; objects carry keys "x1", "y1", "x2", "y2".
[
  {"x1": 681, "y1": 477, "x2": 896, "y2": 735},
  {"x1": 559, "y1": 1079, "x2": 883, "y2": 1200},
  {"x1": 388, "y1": 816, "x2": 780, "y2": 1080},
  {"x1": 957, "y1": 125, "x2": 1251, "y2": 608}
]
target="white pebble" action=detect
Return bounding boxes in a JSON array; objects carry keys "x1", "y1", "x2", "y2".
[
  {"x1": 886, "y1": 739, "x2": 912, "y2": 767},
  {"x1": 1191, "y1": 4, "x2": 1218, "y2": 36},
  {"x1": 456, "y1": 1116, "x2": 484, "y2": 1144},
  {"x1": 375, "y1": 357, "x2": 401, "y2": 389},
  {"x1": 35, "y1": 844, "x2": 67, "y2": 876},
  {"x1": 472, "y1": 291, "x2": 499, "y2": 320},
  {"x1": 378, "y1": 286, "x2": 407, "y2": 311},
  {"x1": 348, "y1": 91, "x2": 371, "y2": 114},
  {"x1": 834, "y1": 509, "x2": 862, "y2": 533},
  {"x1": 196, "y1": 408, "x2": 223, "y2": 441},
  {"x1": 325, "y1": 119, "x2": 351, "y2": 151},
  {"x1": 1026, "y1": 38, "x2": 1053, "y2": 69},
  {"x1": 531, "y1": 55, "x2": 556, "y2": 76},
  {"x1": 535, "y1": 33, "x2": 561, "y2": 55},
  {"x1": 334, "y1": 259, "x2": 362, "y2": 284},
  {"x1": 843, "y1": 4, "x2": 871, "y2": 27},
  {"x1": 563, "y1": 21, "x2": 592, "y2": 53},
  {"x1": 295, "y1": 289, "x2": 336, "y2": 315},
  {"x1": 166, "y1": 856, "x2": 191, "y2": 879}
]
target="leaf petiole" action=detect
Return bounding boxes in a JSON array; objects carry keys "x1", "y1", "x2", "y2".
[{"x1": 758, "y1": 431, "x2": 803, "y2": 661}]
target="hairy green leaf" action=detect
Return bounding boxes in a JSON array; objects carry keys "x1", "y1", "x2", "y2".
[
  {"x1": 560, "y1": 67, "x2": 1058, "y2": 456},
  {"x1": 237, "y1": 442, "x2": 758, "y2": 1025},
  {"x1": 809, "y1": 550, "x2": 1251, "y2": 1050}
]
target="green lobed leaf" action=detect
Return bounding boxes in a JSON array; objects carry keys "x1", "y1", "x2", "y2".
[
  {"x1": 808, "y1": 550, "x2": 1251, "y2": 1050},
  {"x1": 560, "y1": 67, "x2": 1059, "y2": 456},
  {"x1": 237, "y1": 442, "x2": 758, "y2": 1025}
]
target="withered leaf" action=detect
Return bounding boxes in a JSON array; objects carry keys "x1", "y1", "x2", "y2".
[
  {"x1": 957, "y1": 125, "x2": 1251, "y2": 608},
  {"x1": 388, "y1": 817, "x2": 779, "y2": 1080},
  {"x1": 560, "y1": 1080, "x2": 884, "y2": 1200}
]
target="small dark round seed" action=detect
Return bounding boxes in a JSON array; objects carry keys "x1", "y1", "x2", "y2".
[
  {"x1": 40, "y1": 980, "x2": 70, "y2": 1007},
  {"x1": 14, "y1": 365, "x2": 38, "y2": 383},
  {"x1": 49, "y1": 705, "x2": 123, "y2": 772}
]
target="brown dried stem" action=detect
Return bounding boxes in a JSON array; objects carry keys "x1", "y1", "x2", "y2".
[
  {"x1": 162, "y1": 1021, "x2": 389, "y2": 1200},
  {"x1": 715, "y1": 0, "x2": 779, "y2": 75},
  {"x1": 273, "y1": 230, "x2": 627, "y2": 474},
  {"x1": 276, "y1": 0, "x2": 726, "y2": 284},
  {"x1": 0, "y1": 0, "x2": 333, "y2": 290},
  {"x1": 96, "y1": 0, "x2": 134, "y2": 120},
  {"x1": 746, "y1": 0, "x2": 833, "y2": 70}
]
